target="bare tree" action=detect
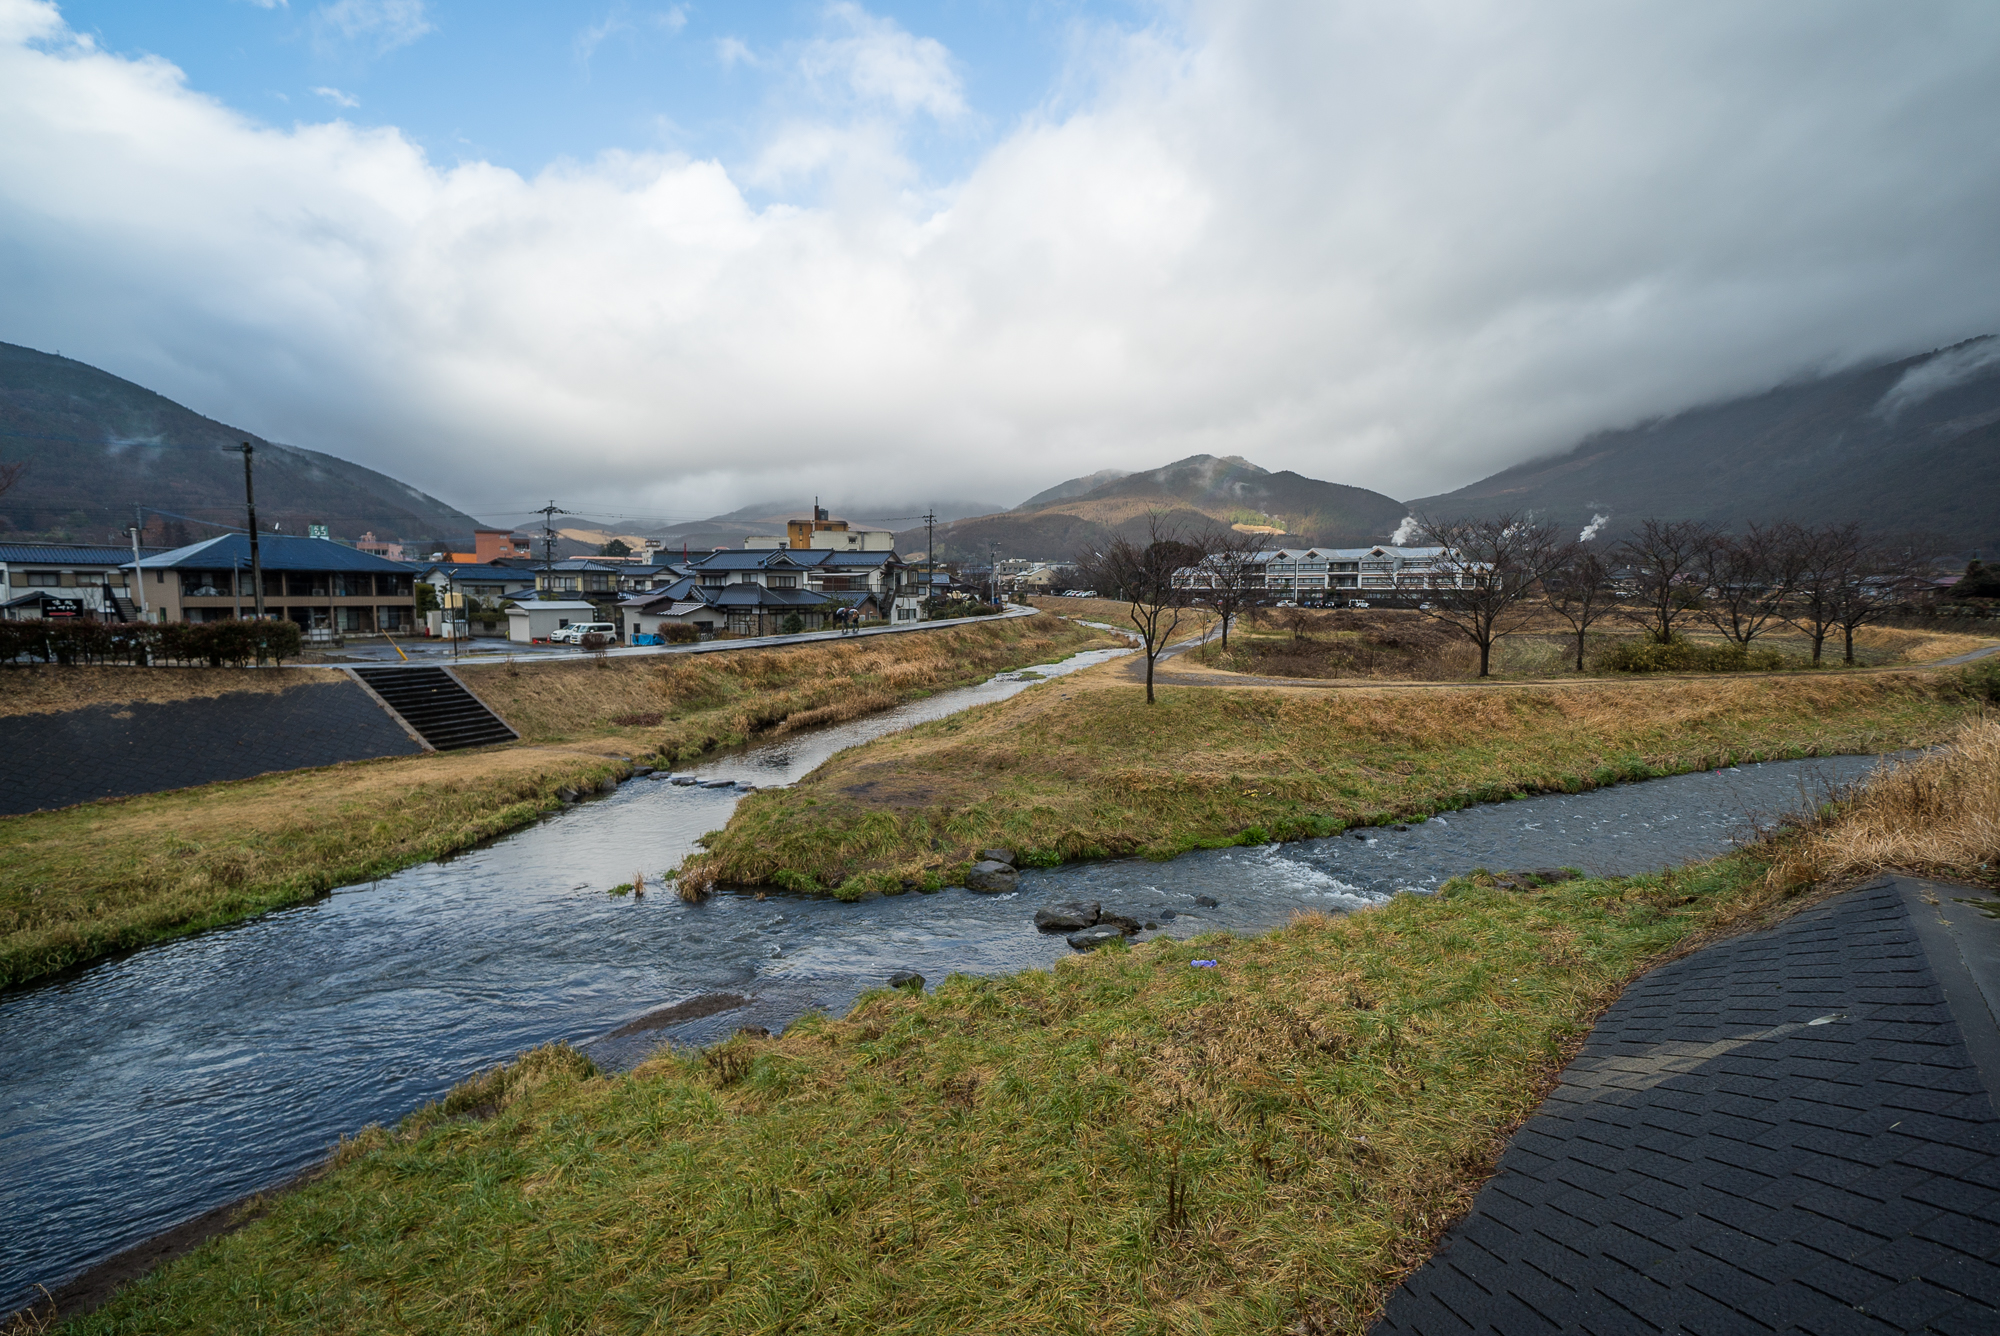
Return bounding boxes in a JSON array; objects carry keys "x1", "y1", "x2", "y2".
[
  {"x1": 1544, "y1": 546, "x2": 1615, "y2": 672},
  {"x1": 1073, "y1": 513, "x2": 1206, "y2": 703},
  {"x1": 0, "y1": 461, "x2": 23, "y2": 497},
  {"x1": 1616, "y1": 518, "x2": 1719, "y2": 643},
  {"x1": 1779, "y1": 521, "x2": 1858, "y2": 667},
  {"x1": 1699, "y1": 522, "x2": 1795, "y2": 647},
  {"x1": 1183, "y1": 525, "x2": 1263, "y2": 653},
  {"x1": 1412, "y1": 512, "x2": 1568, "y2": 678},
  {"x1": 1832, "y1": 532, "x2": 1936, "y2": 666}
]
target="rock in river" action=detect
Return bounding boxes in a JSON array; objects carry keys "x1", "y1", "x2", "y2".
[
  {"x1": 1034, "y1": 901, "x2": 1100, "y2": 931},
  {"x1": 979, "y1": 848, "x2": 1018, "y2": 867},
  {"x1": 965, "y1": 860, "x2": 1019, "y2": 893},
  {"x1": 887, "y1": 971, "x2": 925, "y2": 991},
  {"x1": 1066, "y1": 925, "x2": 1126, "y2": 951},
  {"x1": 1193, "y1": 894, "x2": 1219, "y2": 908}
]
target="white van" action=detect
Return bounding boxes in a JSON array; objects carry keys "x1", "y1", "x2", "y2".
[{"x1": 552, "y1": 622, "x2": 618, "y2": 645}]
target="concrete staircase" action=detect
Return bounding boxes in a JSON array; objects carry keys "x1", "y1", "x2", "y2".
[{"x1": 350, "y1": 666, "x2": 518, "y2": 751}]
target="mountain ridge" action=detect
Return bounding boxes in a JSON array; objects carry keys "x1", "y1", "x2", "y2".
[
  {"x1": 1406, "y1": 339, "x2": 2000, "y2": 551},
  {"x1": 0, "y1": 342, "x2": 487, "y2": 548}
]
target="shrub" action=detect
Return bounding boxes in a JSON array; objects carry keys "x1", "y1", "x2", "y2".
[
  {"x1": 0, "y1": 617, "x2": 303, "y2": 667},
  {"x1": 659, "y1": 624, "x2": 700, "y2": 644},
  {"x1": 1593, "y1": 636, "x2": 1800, "y2": 674}
]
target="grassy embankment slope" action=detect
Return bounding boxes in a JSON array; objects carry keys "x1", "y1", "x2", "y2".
[
  {"x1": 682, "y1": 657, "x2": 1992, "y2": 896},
  {"x1": 53, "y1": 720, "x2": 2000, "y2": 1336},
  {"x1": 0, "y1": 615, "x2": 1114, "y2": 989}
]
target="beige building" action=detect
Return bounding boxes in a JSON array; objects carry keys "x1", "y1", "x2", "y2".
[{"x1": 129, "y1": 534, "x2": 419, "y2": 632}]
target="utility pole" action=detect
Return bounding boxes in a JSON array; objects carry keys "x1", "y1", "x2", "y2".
[
  {"x1": 989, "y1": 540, "x2": 998, "y2": 607},
  {"x1": 235, "y1": 443, "x2": 265, "y2": 620},
  {"x1": 923, "y1": 509, "x2": 937, "y2": 618},
  {"x1": 128, "y1": 506, "x2": 148, "y2": 620},
  {"x1": 535, "y1": 500, "x2": 568, "y2": 597}
]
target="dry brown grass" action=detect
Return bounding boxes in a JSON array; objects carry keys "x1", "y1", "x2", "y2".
[
  {"x1": 0, "y1": 665, "x2": 346, "y2": 717},
  {"x1": 1026, "y1": 596, "x2": 1214, "y2": 644},
  {"x1": 1849, "y1": 624, "x2": 1999, "y2": 664},
  {"x1": 0, "y1": 742, "x2": 635, "y2": 989},
  {"x1": 1765, "y1": 715, "x2": 2000, "y2": 892},
  {"x1": 461, "y1": 614, "x2": 1113, "y2": 755},
  {"x1": 0, "y1": 617, "x2": 1116, "y2": 988},
  {"x1": 688, "y1": 664, "x2": 1979, "y2": 895}
]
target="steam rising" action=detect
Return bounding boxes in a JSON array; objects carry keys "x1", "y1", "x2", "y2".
[
  {"x1": 1875, "y1": 338, "x2": 2000, "y2": 420},
  {"x1": 1390, "y1": 516, "x2": 1424, "y2": 546},
  {"x1": 1579, "y1": 513, "x2": 1610, "y2": 542}
]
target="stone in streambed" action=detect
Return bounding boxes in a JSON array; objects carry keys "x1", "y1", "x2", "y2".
[
  {"x1": 1034, "y1": 901, "x2": 1100, "y2": 931},
  {"x1": 965, "y1": 860, "x2": 1019, "y2": 893},
  {"x1": 1066, "y1": 926, "x2": 1126, "y2": 951},
  {"x1": 887, "y1": 971, "x2": 925, "y2": 991},
  {"x1": 979, "y1": 848, "x2": 1018, "y2": 867},
  {"x1": 1193, "y1": 894, "x2": 1219, "y2": 908},
  {"x1": 1096, "y1": 913, "x2": 1142, "y2": 935}
]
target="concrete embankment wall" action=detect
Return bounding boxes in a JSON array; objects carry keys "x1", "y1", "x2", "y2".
[{"x1": 0, "y1": 680, "x2": 426, "y2": 816}]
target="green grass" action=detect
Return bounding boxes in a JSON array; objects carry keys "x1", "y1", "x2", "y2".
[
  {"x1": 681, "y1": 668, "x2": 1979, "y2": 897},
  {"x1": 62, "y1": 843, "x2": 1819, "y2": 1335}
]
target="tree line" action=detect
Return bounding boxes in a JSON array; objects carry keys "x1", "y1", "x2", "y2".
[{"x1": 1075, "y1": 514, "x2": 1952, "y2": 696}]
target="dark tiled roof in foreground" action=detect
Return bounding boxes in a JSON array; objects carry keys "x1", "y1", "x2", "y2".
[{"x1": 1373, "y1": 878, "x2": 2000, "y2": 1335}]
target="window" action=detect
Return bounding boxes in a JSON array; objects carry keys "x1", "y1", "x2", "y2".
[
  {"x1": 768, "y1": 575, "x2": 797, "y2": 589},
  {"x1": 25, "y1": 571, "x2": 61, "y2": 587},
  {"x1": 583, "y1": 575, "x2": 610, "y2": 592}
]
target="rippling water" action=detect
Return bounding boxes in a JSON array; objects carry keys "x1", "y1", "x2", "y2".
[{"x1": 0, "y1": 651, "x2": 1897, "y2": 1308}]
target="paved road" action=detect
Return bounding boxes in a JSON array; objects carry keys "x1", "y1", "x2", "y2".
[
  {"x1": 1374, "y1": 876, "x2": 2000, "y2": 1334},
  {"x1": 309, "y1": 605, "x2": 1039, "y2": 669}
]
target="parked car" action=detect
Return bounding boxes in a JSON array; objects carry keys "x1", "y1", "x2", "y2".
[
  {"x1": 1347, "y1": 599, "x2": 1370, "y2": 609},
  {"x1": 552, "y1": 621, "x2": 618, "y2": 645}
]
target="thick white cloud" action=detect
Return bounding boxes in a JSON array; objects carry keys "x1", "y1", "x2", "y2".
[{"x1": 2, "y1": 0, "x2": 1997, "y2": 524}]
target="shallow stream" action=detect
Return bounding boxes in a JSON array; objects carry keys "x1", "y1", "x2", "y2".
[{"x1": 0, "y1": 647, "x2": 1899, "y2": 1309}]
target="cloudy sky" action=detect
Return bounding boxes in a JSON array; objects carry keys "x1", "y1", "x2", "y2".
[{"x1": 3, "y1": 0, "x2": 1998, "y2": 527}]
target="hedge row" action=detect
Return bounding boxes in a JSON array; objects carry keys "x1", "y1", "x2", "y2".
[{"x1": 0, "y1": 618, "x2": 305, "y2": 667}]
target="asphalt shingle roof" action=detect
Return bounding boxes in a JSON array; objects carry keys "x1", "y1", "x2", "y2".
[
  {"x1": 0, "y1": 544, "x2": 164, "y2": 564},
  {"x1": 130, "y1": 534, "x2": 415, "y2": 574}
]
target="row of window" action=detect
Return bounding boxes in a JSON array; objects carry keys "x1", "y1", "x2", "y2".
[
  {"x1": 8, "y1": 571, "x2": 127, "y2": 588},
  {"x1": 178, "y1": 571, "x2": 413, "y2": 598},
  {"x1": 183, "y1": 606, "x2": 416, "y2": 631}
]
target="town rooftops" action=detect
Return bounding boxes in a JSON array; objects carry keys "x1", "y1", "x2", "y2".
[
  {"x1": 130, "y1": 534, "x2": 415, "y2": 574},
  {"x1": 788, "y1": 549, "x2": 905, "y2": 568},
  {"x1": 685, "y1": 549, "x2": 812, "y2": 571},
  {"x1": 0, "y1": 543, "x2": 163, "y2": 564},
  {"x1": 415, "y1": 561, "x2": 539, "y2": 580}
]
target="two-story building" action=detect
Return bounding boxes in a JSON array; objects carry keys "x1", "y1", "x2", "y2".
[
  {"x1": 128, "y1": 534, "x2": 419, "y2": 632},
  {"x1": 787, "y1": 550, "x2": 925, "y2": 621},
  {"x1": 0, "y1": 543, "x2": 159, "y2": 620}
]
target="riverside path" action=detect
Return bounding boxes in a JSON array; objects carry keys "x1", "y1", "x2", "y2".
[{"x1": 1373, "y1": 876, "x2": 2000, "y2": 1333}]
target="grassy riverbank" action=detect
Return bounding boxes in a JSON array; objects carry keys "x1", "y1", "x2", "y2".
[
  {"x1": 45, "y1": 723, "x2": 1999, "y2": 1335},
  {"x1": 460, "y1": 613, "x2": 1113, "y2": 756},
  {"x1": 681, "y1": 668, "x2": 1983, "y2": 896},
  {"x1": 0, "y1": 616, "x2": 1115, "y2": 990}
]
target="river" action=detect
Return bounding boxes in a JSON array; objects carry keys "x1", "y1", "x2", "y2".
[{"x1": 0, "y1": 644, "x2": 1901, "y2": 1310}]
